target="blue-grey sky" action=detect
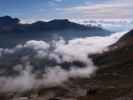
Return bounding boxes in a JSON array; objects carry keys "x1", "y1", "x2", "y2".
[{"x1": 0, "y1": 0, "x2": 132, "y2": 22}]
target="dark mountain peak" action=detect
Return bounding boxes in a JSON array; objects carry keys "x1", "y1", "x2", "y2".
[
  {"x1": 0, "y1": 16, "x2": 111, "y2": 47},
  {"x1": 29, "y1": 18, "x2": 90, "y2": 31},
  {"x1": 0, "y1": 16, "x2": 20, "y2": 25},
  {"x1": 120, "y1": 29, "x2": 133, "y2": 39},
  {"x1": 128, "y1": 29, "x2": 133, "y2": 34},
  {"x1": 113, "y1": 29, "x2": 133, "y2": 47},
  {"x1": 0, "y1": 16, "x2": 13, "y2": 20},
  {"x1": 48, "y1": 19, "x2": 70, "y2": 23},
  {"x1": 0, "y1": 15, "x2": 109, "y2": 32},
  {"x1": 32, "y1": 21, "x2": 46, "y2": 26},
  {"x1": 30, "y1": 19, "x2": 72, "y2": 27}
]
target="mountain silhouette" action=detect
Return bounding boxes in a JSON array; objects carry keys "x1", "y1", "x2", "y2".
[
  {"x1": 0, "y1": 16, "x2": 111, "y2": 48},
  {"x1": 0, "y1": 16, "x2": 109, "y2": 33}
]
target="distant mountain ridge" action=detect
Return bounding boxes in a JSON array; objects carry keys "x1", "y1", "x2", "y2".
[
  {"x1": 0, "y1": 16, "x2": 109, "y2": 33},
  {"x1": 0, "y1": 16, "x2": 111, "y2": 48}
]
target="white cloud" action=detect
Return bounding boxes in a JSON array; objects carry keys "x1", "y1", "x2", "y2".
[
  {"x1": 59, "y1": 0, "x2": 133, "y2": 19},
  {"x1": 24, "y1": 40, "x2": 50, "y2": 50},
  {"x1": 0, "y1": 31, "x2": 127, "y2": 92}
]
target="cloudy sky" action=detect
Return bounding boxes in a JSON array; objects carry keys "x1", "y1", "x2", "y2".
[{"x1": 0, "y1": 0, "x2": 132, "y2": 22}]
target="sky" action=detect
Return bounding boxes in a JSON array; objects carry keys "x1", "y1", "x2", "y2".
[{"x1": 0, "y1": 0, "x2": 132, "y2": 22}]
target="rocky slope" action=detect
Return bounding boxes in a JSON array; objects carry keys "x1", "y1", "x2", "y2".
[{"x1": 87, "y1": 29, "x2": 133, "y2": 100}]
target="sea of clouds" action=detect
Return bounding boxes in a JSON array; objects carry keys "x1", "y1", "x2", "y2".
[
  {"x1": 73, "y1": 19, "x2": 133, "y2": 32},
  {"x1": 0, "y1": 31, "x2": 127, "y2": 92}
]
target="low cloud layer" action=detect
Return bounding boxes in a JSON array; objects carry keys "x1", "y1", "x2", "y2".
[{"x1": 0, "y1": 31, "x2": 126, "y2": 92}]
